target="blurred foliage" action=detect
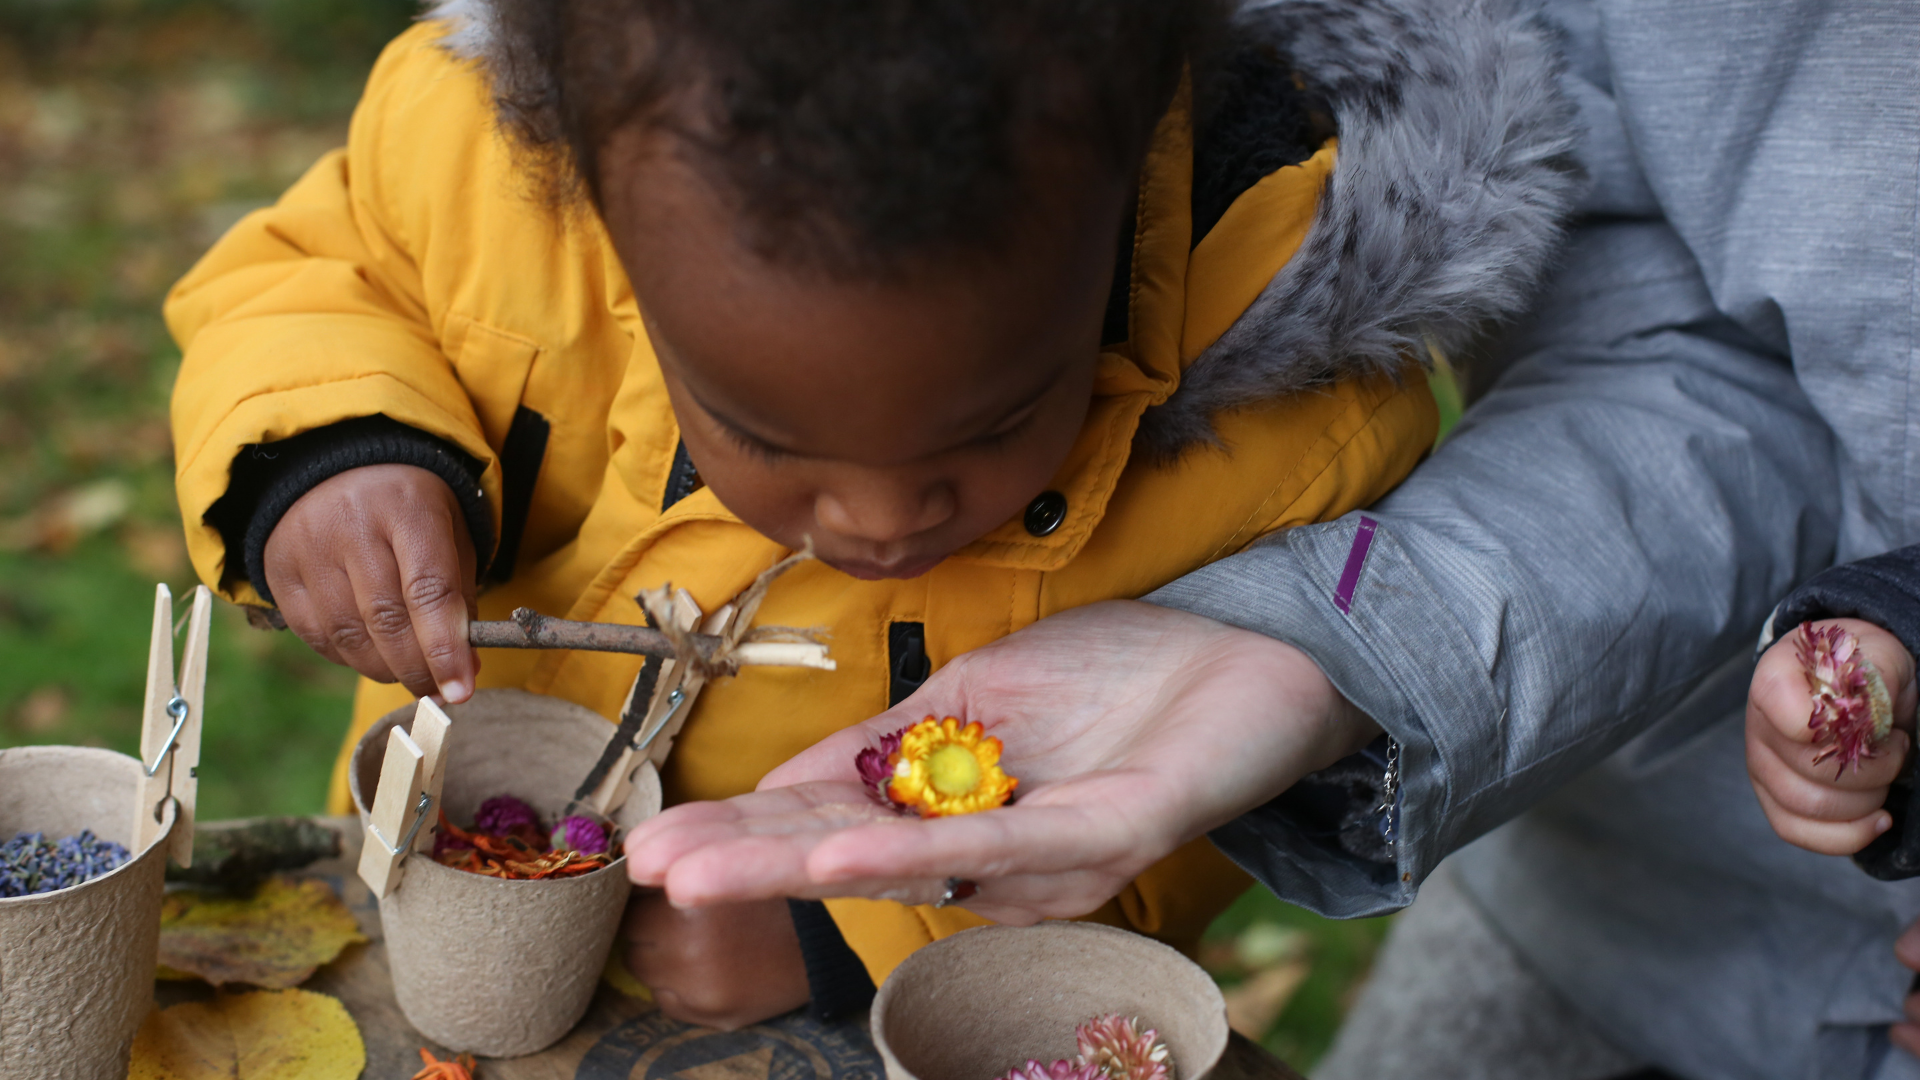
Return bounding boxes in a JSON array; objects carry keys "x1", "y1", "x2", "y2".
[
  {"x1": 0, "y1": 0, "x2": 415, "y2": 815},
  {"x1": 0, "y1": 1, "x2": 1398, "y2": 1066},
  {"x1": 1206, "y1": 885, "x2": 1393, "y2": 1067}
]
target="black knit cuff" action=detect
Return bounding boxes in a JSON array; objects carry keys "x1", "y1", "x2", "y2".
[
  {"x1": 203, "y1": 416, "x2": 493, "y2": 606},
  {"x1": 787, "y1": 899, "x2": 876, "y2": 1021},
  {"x1": 1768, "y1": 544, "x2": 1920, "y2": 660}
]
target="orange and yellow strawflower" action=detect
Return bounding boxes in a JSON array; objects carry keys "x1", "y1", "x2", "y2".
[{"x1": 884, "y1": 716, "x2": 1018, "y2": 818}]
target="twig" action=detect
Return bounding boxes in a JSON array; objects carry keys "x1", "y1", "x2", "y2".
[{"x1": 469, "y1": 607, "x2": 720, "y2": 661}]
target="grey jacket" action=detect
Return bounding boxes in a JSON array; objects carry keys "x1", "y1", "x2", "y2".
[{"x1": 1152, "y1": 1, "x2": 1920, "y2": 1077}]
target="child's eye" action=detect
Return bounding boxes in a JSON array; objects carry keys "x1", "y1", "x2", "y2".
[
  {"x1": 969, "y1": 410, "x2": 1036, "y2": 453},
  {"x1": 721, "y1": 423, "x2": 791, "y2": 464}
]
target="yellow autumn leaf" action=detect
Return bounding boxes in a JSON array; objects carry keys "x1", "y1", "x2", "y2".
[
  {"x1": 129, "y1": 988, "x2": 366, "y2": 1080},
  {"x1": 158, "y1": 876, "x2": 368, "y2": 989}
]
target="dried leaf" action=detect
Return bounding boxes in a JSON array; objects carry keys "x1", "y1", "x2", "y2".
[
  {"x1": 129, "y1": 988, "x2": 366, "y2": 1080},
  {"x1": 158, "y1": 876, "x2": 367, "y2": 989}
]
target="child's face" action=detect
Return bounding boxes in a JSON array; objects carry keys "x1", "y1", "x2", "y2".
[{"x1": 599, "y1": 136, "x2": 1125, "y2": 580}]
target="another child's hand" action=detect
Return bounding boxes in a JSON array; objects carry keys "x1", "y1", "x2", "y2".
[
  {"x1": 262, "y1": 464, "x2": 480, "y2": 702},
  {"x1": 1748, "y1": 617, "x2": 1917, "y2": 854},
  {"x1": 620, "y1": 889, "x2": 810, "y2": 1030}
]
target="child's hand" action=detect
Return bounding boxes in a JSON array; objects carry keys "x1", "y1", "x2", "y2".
[
  {"x1": 620, "y1": 889, "x2": 810, "y2": 1030},
  {"x1": 262, "y1": 464, "x2": 480, "y2": 702},
  {"x1": 1748, "y1": 617, "x2": 1917, "y2": 854}
]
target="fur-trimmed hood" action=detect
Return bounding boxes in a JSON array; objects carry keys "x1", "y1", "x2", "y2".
[
  {"x1": 425, "y1": 0, "x2": 1581, "y2": 455},
  {"x1": 1150, "y1": 0, "x2": 1581, "y2": 453}
]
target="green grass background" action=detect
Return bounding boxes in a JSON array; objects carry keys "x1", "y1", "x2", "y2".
[{"x1": 0, "y1": 2, "x2": 1456, "y2": 1064}]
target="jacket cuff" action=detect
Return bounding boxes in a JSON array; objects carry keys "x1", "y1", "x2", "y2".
[
  {"x1": 204, "y1": 415, "x2": 494, "y2": 606},
  {"x1": 1763, "y1": 544, "x2": 1920, "y2": 659},
  {"x1": 1149, "y1": 514, "x2": 1496, "y2": 919},
  {"x1": 786, "y1": 899, "x2": 877, "y2": 1020}
]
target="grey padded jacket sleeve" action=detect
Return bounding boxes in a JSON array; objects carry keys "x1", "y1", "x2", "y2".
[{"x1": 1149, "y1": 18, "x2": 1844, "y2": 917}]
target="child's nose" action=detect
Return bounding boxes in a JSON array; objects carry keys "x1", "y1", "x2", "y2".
[{"x1": 814, "y1": 479, "x2": 956, "y2": 543}]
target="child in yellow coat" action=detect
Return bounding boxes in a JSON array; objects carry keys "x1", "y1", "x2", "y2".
[{"x1": 166, "y1": 0, "x2": 1574, "y2": 1030}]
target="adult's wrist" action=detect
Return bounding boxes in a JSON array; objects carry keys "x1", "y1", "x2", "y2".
[{"x1": 1201, "y1": 624, "x2": 1383, "y2": 821}]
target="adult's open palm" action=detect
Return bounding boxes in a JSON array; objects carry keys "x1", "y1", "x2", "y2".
[{"x1": 625, "y1": 600, "x2": 1373, "y2": 925}]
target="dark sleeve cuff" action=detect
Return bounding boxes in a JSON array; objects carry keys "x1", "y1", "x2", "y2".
[
  {"x1": 203, "y1": 415, "x2": 493, "y2": 606},
  {"x1": 1252, "y1": 734, "x2": 1399, "y2": 865},
  {"x1": 786, "y1": 899, "x2": 876, "y2": 1021},
  {"x1": 1768, "y1": 544, "x2": 1920, "y2": 658}
]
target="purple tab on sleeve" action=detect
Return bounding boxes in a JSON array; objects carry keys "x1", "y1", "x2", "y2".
[{"x1": 1332, "y1": 516, "x2": 1378, "y2": 615}]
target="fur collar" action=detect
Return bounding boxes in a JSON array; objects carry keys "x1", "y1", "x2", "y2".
[
  {"x1": 1143, "y1": 0, "x2": 1581, "y2": 454},
  {"x1": 424, "y1": 0, "x2": 1582, "y2": 455}
]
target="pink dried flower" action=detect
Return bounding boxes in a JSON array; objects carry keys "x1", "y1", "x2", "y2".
[
  {"x1": 1797, "y1": 623, "x2": 1895, "y2": 778},
  {"x1": 1076, "y1": 1014, "x2": 1173, "y2": 1080},
  {"x1": 996, "y1": 1060, "x2": 1105, "y2": 1080},
  {"x1": 551, "y1": 815, "x2": 610, "y2": 856},
  {"x1": 856, "y1": 727, "x2": 909, "y2": 810},
  {"x1": 473, "y1": 795, "x2": 542, "y2": 837}
]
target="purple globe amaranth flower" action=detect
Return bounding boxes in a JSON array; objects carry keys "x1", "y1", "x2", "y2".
[
  {"x1": 472, "y1": 795, "x2": 543, "y2": 837},
  {"x1": 855, "y1": 727, "x2": 909, "y2": 811},
  {"x1": 551, "y1": 815, "x2": 610, "y2": 856},
  {"x1": 1076, "y1": 1014, "x2": 1173, "y2": 1080},
  {"x1": 1797, "y1": 623, "x2": 1896, "y2": 778},
  {"x1": 996, "y1": 1060, "x2": 1105, "y2": 1080}
]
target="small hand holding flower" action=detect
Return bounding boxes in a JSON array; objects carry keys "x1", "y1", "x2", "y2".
[{"x1": 1746, "y1": 617, "x2": 1917, "y2": 856}]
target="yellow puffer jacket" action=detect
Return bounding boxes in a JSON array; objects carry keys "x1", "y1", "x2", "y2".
[{"x1": 167, "y1": 21, "x2": 1435, "y2": 984}]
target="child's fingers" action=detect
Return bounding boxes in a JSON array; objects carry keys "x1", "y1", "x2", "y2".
[
  {"x1": 1747, "y1": 732, "x2": 1895, "y2": 822},
  {"x1": 1751, "y1": 777, "x2": 1890, "y2": 855},
  {"x1": 287, "y1": 557, "x2": 401, "y2": 686},
  {"x1": 385, "y1": 501, "x2": 478, "y2": 702},
  {"x1": 343, "y1": 540, "x2": 442, "y2": 699}
]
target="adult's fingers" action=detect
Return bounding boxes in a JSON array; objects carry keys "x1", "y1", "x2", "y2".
[
  {"x1": 625, "y1": 784, "x2": 892, "y2": 889},
  {"x1": 803, "y1": 772, "x2": 1168, "y2": 884},
  {"x1": 1751, "y1": 780, "x2": 1889, "y2": 855}
]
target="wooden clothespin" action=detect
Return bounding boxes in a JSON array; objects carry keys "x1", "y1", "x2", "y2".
[
  {"x1": 584, "y1": 590, "x2": 704, "y2": 816},
  {"x1": 134, "y1": 583, "x2": 211, "y2": 865},
  {"x1": 357, "y1": 697, "x2": 453, "y2": 899}
]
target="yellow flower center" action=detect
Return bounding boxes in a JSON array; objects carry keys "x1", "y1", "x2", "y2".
[{"x1": 927, "y1": 744, "x2": 983, "y2": 796}]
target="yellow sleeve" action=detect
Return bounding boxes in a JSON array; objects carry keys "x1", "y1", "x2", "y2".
[
  {"x1": 165, "y1": 23, "x2": 502, "y2": 605},
  {"x1": 823, "y1": 836, "x2": 1250, "y2": 987}
]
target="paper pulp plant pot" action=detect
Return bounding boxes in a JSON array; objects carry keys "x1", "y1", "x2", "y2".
[
  {"x1": 871, "y1": 922, "x2": 1230, "y2": 1080},
  {"x1": 0, "y1": 745, "x2": 176, "y2": 1080},
  {"x1": 351, "y1": 689, "x2": 661, "y2": 1057}
]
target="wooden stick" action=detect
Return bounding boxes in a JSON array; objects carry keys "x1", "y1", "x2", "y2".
[
  {"x1": 469, "y1": 607, "x2": 832, "y2": 669},
  {"x1": 469, "y1": 608, "x2": 713, "y2": 660}
]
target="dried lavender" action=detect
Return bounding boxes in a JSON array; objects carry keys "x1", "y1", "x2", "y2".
[{"x1": 0, "y1": 830, "x2": 130, "y2": 898}]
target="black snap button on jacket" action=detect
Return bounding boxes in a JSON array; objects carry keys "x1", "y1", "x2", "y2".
[{"x1": 1024, "y1": 491, "x2": 1068, "y2": 537}]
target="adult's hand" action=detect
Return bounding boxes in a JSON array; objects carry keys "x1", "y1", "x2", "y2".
[
  {"x1": 1746, "y1": 617, "x2": 1916, "y2": 855},
  {"x1": 625, "y1": 600, "x2": 1378, "y2": 925},
  {"x1": 263, "y1": 463, "x2": 480, "y2": 702}
]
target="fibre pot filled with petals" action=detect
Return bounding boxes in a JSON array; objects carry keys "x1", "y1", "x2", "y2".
[
  {"x1": 351, "y1": 689, "x2": 661, "y2": 1056},
  {"x1": 870, "y1": 922, "x2": 1229, "y2": 1080}
]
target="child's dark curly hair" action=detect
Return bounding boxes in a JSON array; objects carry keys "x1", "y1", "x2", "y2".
[{"x1": 483, "y1": 0, "x2": 1225, "y2": 274}]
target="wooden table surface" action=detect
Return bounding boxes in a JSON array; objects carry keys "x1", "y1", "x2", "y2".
[{"x1": 156, "y1": 819, "x2": 1302, "y2": 1080}]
